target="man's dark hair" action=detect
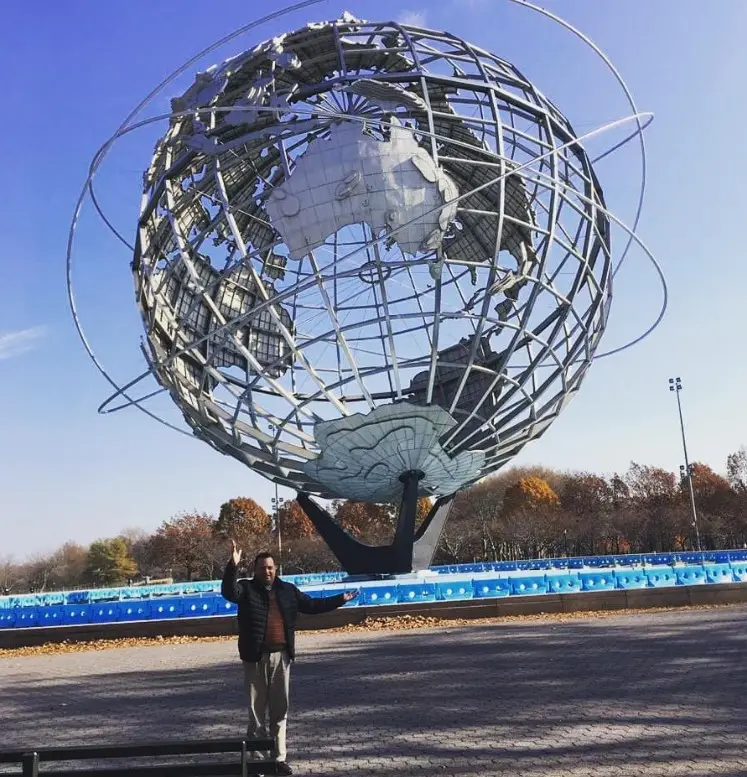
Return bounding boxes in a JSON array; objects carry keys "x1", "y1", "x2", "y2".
[{"x1": 253, "y1": 552, "x2": 275, "y2": 569}]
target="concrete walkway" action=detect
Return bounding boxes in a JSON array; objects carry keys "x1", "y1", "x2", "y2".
[{"x1": 1, "y1": 605, "x2": 746, "y2": 776}]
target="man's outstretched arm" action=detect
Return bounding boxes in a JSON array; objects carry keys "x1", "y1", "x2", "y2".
[
  {"x1": 295, "y1": 587, "x2": 359, "y2": 615},
  {"x1": 220, "y1": 540, "x2": 245, "y2": 603}
]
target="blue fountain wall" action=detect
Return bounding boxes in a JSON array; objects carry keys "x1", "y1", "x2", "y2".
[{"x1": 2, "y1": 550, "x2": 747, "y2": 630}]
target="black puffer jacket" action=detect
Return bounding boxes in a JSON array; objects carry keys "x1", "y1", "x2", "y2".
[{"x1": 221, "y1": 560, "x2": 346, "y2": 662}]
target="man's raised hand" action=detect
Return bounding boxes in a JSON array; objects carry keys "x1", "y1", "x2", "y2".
[
  {"x1": 342, "y1": 590, "x2": 359, "y2": 603},
  {"x1": 231, "y1": 539, "x2": 243, "y2": 566}
]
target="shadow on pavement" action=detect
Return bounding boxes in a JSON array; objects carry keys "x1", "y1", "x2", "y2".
[{"x1": 1, "y1": 606, "x2": 746, "y2": 776}]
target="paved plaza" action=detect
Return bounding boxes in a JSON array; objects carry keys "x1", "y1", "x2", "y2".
[{"x1": 1, "y1": 605, "x2": 746, "y2": 776}]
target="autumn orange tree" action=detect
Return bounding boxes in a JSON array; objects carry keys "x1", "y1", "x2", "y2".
[
  {"x1": 414, "y1": 496, "x2": 433, "y2": 526},
  {"x1": 333, "y1": 500, "x2": 384, "y2": 539},
  {"x1": 277, "y1": 500, "x2": 316, "y2": 540},
  {"x1": 215, "y1": 497, "x2": 271, "y2": 550},
  {"x1": 686, "y1": 463, "x2": 732, "y2": 503},
  {"x1": 498, "y1": 476, "x2": 561, "y2": 558},
  {"x1": 149, "y1": 512, "x2": 222, "y2": 581},
  {"x1": 502, "y1": 476, "x2": 560, "y2": 514},
  {"x1": 331, "y1": 498, "x2": 432, "y2": 544}
]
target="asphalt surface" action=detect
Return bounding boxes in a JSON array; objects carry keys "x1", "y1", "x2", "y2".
[{"x1": 1, "y1": 605, "x2": 746, "y2": 776}]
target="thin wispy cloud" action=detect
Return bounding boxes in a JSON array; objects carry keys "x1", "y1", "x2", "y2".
[
  {"x1": 398, "y1": 10, "x2": 428, "y2": 27},
  {"x1": 0, "y1": 326, "x2": 46, "y2": 361}
]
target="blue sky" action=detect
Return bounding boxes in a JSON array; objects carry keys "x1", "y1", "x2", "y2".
[{"x1": 2, "y1": 0, "x2": 746, "y2": 557}]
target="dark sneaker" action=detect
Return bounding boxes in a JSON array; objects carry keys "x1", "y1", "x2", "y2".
[{"x1": 275, "y1": 762, "x2": 293, "y2": 776}]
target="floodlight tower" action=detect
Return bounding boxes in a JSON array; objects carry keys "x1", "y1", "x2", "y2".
[{"x1": 668, "y1": 377, "x2": 703, "y2": 558}]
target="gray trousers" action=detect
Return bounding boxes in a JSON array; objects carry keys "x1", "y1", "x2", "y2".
[{"x1": 242, "y1": 651, "x2": 291, "y2": 762}]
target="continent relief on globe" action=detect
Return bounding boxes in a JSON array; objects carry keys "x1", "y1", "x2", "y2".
[{"x1": 265, "y1": 118, "x2": 459, "y2": 260}]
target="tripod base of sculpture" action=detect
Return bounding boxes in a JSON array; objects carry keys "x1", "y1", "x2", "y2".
[{"x1": 297, "y1": 470, "x2": 455, "y2": 576}]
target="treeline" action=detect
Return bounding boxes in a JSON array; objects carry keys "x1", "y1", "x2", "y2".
[{"x1": 3, "y1": 447, "x2": 746, "y2": 593}]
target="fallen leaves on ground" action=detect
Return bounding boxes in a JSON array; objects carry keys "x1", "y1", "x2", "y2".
[
  {"x1": 0, "y1": 634, "x2": 233, "y2": 658},
  {"x1": 0, "y1": 602, "x2": 739, "y2": 659},
  {"x1": 328, "y1": 603, "x2": 737, "y2": 634}
]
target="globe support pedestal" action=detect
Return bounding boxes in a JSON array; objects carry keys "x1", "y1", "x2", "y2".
[{"x1": 296, "y1": 475, "x2": 455, "y2": 576}]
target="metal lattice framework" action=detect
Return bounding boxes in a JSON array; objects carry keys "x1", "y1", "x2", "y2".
[{"x1": 131, "y1": 13, "x2": 616, "y2": 501}]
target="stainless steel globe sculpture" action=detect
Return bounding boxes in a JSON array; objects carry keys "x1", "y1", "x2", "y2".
[
  {"x1": 134, "y1": 14, "x2": 610, "y2": 505},
  {"x1": 71, "y1": 9, "x2": 661, "y2": 574}
]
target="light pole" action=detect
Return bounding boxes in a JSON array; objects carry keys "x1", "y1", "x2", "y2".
[
  {"x1": 271, "y1": 486, "x2": 285, "y2": 576},
  {"x1": 668, "y1": 377, "x2": 703, "y2": 559},
  {"x1": 268, "y1": 423, "x2": 285, "y2": 575}
]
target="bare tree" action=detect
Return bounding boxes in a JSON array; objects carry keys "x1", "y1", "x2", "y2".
[{"x1": 0, "y1": 555, "x2": 20, "y2": 594}]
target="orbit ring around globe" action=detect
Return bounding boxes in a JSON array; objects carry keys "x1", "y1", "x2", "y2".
[{"x1": 67, "y1": 1, "x2": 666, "y2": 506}]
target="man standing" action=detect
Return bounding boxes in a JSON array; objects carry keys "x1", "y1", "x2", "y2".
[{"x1": 221, "y1": 541, "x2": 358, "y2": 775}]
